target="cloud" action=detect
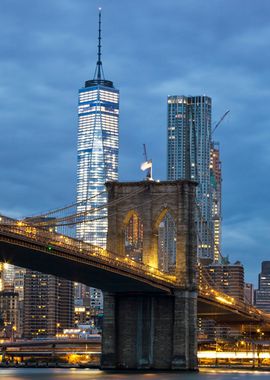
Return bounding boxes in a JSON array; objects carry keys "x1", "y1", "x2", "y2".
[{"x1": 0, "y1": 0, "x2": 270, "y2": 285}]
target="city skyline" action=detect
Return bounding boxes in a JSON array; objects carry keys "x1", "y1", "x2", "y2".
[{"x1": 0, "y1": 1, "x2": 270, "y2": 284}]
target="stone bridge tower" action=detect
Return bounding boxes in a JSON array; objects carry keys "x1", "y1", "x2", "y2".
[{"x1": 101, "y1": 180, "x2": 198, "y2": 370}]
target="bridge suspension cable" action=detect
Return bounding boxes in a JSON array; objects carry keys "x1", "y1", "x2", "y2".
[
  {"x1": 40, "y1": 192, "x2": 169, "y2": 228},
  {"x1": 30, "y1": 186, "x2": 146, "y2": 227},
  {"x1": 26, "y1": 190, "x2": 107, "y2": 219},
  {"x1": 3, "y1": 186, "x2": 148, "y2": 231}
]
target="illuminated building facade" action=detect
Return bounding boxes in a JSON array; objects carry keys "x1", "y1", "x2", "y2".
[
  {"x1": 167, "y1": 95, "x2": 213, "y2": 261},
  {"x1": 23, "y1": 271, "x2": 74, "y2": 338},
  {"x1": 0, "y1": 291, "x2": 19, "y2": 338},
  {"x1": 74, "y1": 305, "x2": 103, "y2": 332},
  {"x1": 210, "y1": 142, "x2": 222, "y2": 263},
  {"x1": 76, "y1": 10, "x2": 119, "y2": 248},
  {"x1": 2, "y1": 263, "x2": 15, "y2": 291},
  {"x1": 0, "y1": 264, "x2": 25, "y2": 336},
  {"x1": 206, "y1": 262, "x2": 244, "y2": 301}
]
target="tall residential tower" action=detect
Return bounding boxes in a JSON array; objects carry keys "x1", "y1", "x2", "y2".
[
  {"x1": 167, "y1": 95, "x2": 213, "y2": 261},
  {"x1": 76, "y1": 10, "x2": 119, "y2": 248}
]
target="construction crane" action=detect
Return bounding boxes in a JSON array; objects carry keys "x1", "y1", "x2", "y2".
[
  {"x1": 140, "y1": 144, "x2": 153, "y2": 181},
  {"x1": 212, "y1": 110, "x2": 230, "y2": 136}
]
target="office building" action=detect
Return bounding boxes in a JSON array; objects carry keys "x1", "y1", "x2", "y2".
[
  {"x1": 0, "y1": 264, "x2": 26, "y2": 337},
  {"x1": 2, "y1": 263, "x2": 15, "y2": 291},
  {"x1": 210, "y1": 142, "x2": 222, "y2": 263},
  {"x1": 255, "y1": 261, "x2": 270, "y2": 313},
  {"x1": 244, "y1": 282, "x2": 254, "y2": 305},
  {"x1": 199, "y1": 262, "x2": 244, "y2": 340},
  {"x1": 0, "y1": 263, "x2": 3, "y2": 291},
  {"x1": 206, "y1": 262, "x2": 244, "y2": 301},
  {"x1": 23, "y1": 270, "x2": 74, "y2": 338},
  {"x1": 14, "y1": 267, "x2": 26, "y2": 301},
  {"x1": 74, "y1": 283, "x2": 103, "y2": 312},
  {"x1": 74, "y1": 304, "x2": 102, "y2": 330},
  {"x1": 76, "y1": 10, "x2": 119, "y2": 248},
  {"x1": 167, "y1": 95, "x2": 213, "y2": 261},
  {"x1": 0, "y1": 291, "x2": 19, "y2": 338}
]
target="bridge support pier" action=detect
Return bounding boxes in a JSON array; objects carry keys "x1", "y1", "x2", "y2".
[{"x1": 101, "y1": 290, "x2": 197, "y2": 371}]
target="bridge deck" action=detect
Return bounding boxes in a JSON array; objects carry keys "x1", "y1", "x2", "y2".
[{"x1": 1, "y1": 216, "x2": 270, "y2": 325}]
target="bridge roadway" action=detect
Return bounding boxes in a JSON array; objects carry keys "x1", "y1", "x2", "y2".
[{"x1": 0, "y1": 216, "x2": 269, "y2": 326}]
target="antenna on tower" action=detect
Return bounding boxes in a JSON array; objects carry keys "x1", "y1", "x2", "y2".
[
  {"x1": 94, "y1": 8, "x2": 105, "y2": 80},
  {"x1": 140, "y1": 144, "x2": 153, "y2": 181}
]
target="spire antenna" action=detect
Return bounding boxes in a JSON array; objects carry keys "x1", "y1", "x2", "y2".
[{"x1": 94, "y1": 7, "x2": 104, "y2": 80}]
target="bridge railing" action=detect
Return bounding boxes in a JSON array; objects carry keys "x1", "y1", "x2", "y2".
[
  {"x1": 199, "y1": 283, "x2": 270, "y2": 321},
  {"x1": 0, "y1": 215, "x2": 180, "y2": 287}
]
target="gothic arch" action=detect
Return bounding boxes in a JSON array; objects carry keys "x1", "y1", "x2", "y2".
[
  {"x1": 123, "y1": 209, "x2": 143, "y2": 262},
  {"x1": 154, "y1": 208, "x2": 176, "y2": 273},
  {"x1": 153, "y1": 207, "x2": 176, "y2": 232}
]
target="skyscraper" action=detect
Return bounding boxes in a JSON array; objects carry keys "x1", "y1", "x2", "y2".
[
  {"x1": 76, "y1": 10, "x2": 119, "y2": 248},
  {"x1": 255, "y1": 261, "x2": 270, "y2": 313},
  {"x1": 210, "y1": 142, "x2": 222, "y2": 263},
  {"x1": 206, "y1": 262, "x2": 244, "y2": 301},
  {"x1": 23, "y1": 271, "x2": 74, "y2": 338},
  {"x1": 167, "y1": 95, "x2": 213, "y2": 261}
]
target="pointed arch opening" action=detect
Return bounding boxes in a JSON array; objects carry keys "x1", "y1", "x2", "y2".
[
  {"x1": 124, "y1": 210, "x2": 143, "y2": 262},
  {"x1": 157, "y1": 210, "x2": 176, "y2": 273}
]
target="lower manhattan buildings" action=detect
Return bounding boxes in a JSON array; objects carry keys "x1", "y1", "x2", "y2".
[
  {"x1": 167, "y1": 95, "x2": 214, "y2": 262},
  {"x1": 23, "y1": 270, "x2": 74, "y2": 338},
  {"x1": 206, "y1": 261, "x2": 245, "y2": 302}
]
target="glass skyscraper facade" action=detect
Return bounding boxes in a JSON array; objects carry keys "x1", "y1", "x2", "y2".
[
  {"x1": 76, "y1": 11, "x2": 119, "y2": 248},
  {"x1": 167, "y1": 95, "x2": 213, "y2": 261}
]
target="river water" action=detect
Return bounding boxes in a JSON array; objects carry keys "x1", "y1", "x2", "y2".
[{"x1": 0, "y1": 369, "x2": 270, "y2": 379}]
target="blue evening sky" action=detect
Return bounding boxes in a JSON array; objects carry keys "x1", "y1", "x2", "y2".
[{"x1": 0, "y1": 0, "x2": 269, "y2": 284}]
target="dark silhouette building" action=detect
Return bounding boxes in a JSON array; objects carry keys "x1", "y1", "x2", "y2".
[{"x1": 255, "y1": 261, "x2": 270, "y2": 313}]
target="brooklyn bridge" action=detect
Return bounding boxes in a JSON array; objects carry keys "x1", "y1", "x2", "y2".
[{"x1": 0, "y1": 180, "x2": 269, "y2": 370}]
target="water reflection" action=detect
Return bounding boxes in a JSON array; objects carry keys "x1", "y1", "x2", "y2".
[{"x1": 0, "y1": 368, "x2": 270, "y2": 380}]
